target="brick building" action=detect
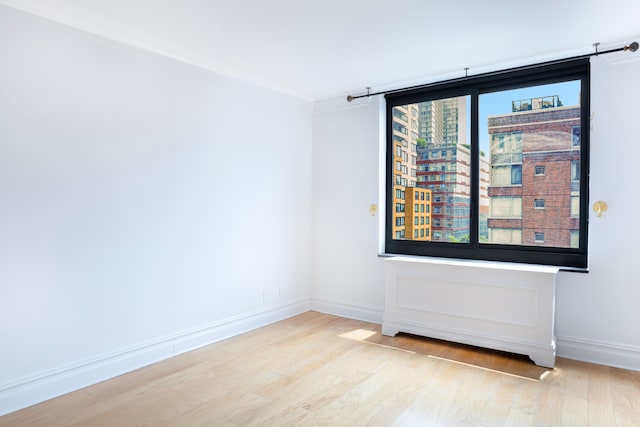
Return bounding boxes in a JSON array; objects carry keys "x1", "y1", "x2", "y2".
[{"x1": 486, "y1": 95, "x2": 581, "y2": 248}]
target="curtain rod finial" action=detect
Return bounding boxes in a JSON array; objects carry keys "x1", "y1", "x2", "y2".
[
  {"x1": 626, "y1": 41, "x2": 638, "y2": 52},
  {"x1": 346, "y1": 95, "x2": 354, "y2": 102}
]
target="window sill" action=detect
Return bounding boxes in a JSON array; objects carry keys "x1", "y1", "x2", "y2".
[{"x1": 379, "y1": 253, "x2": 560, "y2": 275}]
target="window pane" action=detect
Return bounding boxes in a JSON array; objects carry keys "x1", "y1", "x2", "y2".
[
  {"x1": 480, "y1": 81, "x2": 581, "y2": 248},
  {"x1": 391, "y1": 96, "x2": 470, "y2": 243}
]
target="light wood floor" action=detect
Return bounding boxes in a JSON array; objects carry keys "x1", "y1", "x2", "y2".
[{"x1": 2, "y1": 311, "x2": 639, "y2": 426}]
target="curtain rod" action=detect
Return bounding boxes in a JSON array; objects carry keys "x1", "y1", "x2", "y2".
[{"x1": 346, "y1": 41, "x2": 638, "y2": 102}]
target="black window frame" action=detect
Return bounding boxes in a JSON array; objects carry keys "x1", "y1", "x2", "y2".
[{"x1": 385, "y1": 58, "x2": 590, "y2": 270}]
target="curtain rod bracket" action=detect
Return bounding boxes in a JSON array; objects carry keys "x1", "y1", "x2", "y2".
[
  {"x1": 593, "y1": 42, "x2": 600, "y2": 55},
  {"x1": 346, "y1": 87, "x2": 371, "y2": 102}
]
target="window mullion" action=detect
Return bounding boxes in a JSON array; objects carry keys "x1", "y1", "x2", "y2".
[{"x1": 470, "y1": 90, "x2": 480, "y2": 248}]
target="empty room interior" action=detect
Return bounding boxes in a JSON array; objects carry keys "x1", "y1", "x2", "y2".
[{"x1": 1, "y1": 1, "x2": 640, "y2": 425}]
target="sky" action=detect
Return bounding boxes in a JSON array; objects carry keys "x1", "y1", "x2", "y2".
[{"x1": 476, "y1": 80, "x2": 581, "y2": 153}]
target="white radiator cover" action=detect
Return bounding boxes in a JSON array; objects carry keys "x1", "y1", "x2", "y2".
[{"x1": 382, "y1": 257, "x2": 559, "y2": 367}]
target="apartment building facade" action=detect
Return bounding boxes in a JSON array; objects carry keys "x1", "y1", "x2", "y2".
[{"x1": 486, "y1": 95, "x2": 581, "y2": 247}]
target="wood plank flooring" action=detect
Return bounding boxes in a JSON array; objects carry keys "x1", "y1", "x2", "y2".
[{"x1": 2, "y1": 311, "x2": 639, "y2": 426}]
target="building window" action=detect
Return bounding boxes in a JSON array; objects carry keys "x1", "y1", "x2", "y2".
[
  {"x1": 491, "y1": 165, "x2": 522, "y2": 185},
  {"x1": 511, "y1": 165, "x2": 522, "y2": 185},
  {"x1": 572, "y1": 126, "x2": 581, "y2": 147},
  {"x1": 570, "y1": 230, "x2": 579, "y2": 248},
  {"x1": 571, "y1": 196, "x2": 580, "y2": 217},
  {"x1": 489, "y1": 228, "x2": 522, "y2": 244},
  {"x1": 386, "y1": 59, "x2": 589, "y2": 269},
  {"x1": 491, "y1": 197, "x2": 522, "y2": 217},
  {"x1": 571, "y1": 160, "x2": 580, "y2": 181}
]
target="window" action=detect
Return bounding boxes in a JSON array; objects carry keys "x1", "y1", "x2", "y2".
[
  {"x1": 386, "y1": 59, "x2": 589, "y2": 269},
  {"x1": 571, "y1": 196, "x2": 580, "y2": 217},
  {"x1": 571, "y1": 160, "x2": 580, "y2": 181},
  {"x1": 511, "y1": 165, "x2": 522, "y2": 185},
  {"x1": 572, "y1": 126, "x2": 581, "y2": 147},
  {"x1": 491, "y1": 197, "x2": 522, "y2": 217},
  {"x1": 491, "y1": 165, "x2": 522, "y2": 185}
]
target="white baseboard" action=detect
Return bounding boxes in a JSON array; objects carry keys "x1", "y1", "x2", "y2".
[
  {"x1": 4, "y1": 298, "x2": 637, "y2": 417},
  {"x1": 0, "y1": 298, "x2": 311, "y2": 417},
  {"x1": 557, "y1": 335, "x2": 640, "y2": 371},
  {"x1": 311, "y1": 296, "x2": 384, "y2": 324}
]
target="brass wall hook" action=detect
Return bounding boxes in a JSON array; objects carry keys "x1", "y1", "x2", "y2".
[{"x1": 593, "y1": 201, "x2": 608, "y2": 218}]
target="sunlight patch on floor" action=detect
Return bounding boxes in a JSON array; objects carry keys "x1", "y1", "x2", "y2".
[
  {"x1": 338, "y1": 329, "x2": 416, "y2": 354},
  {"x1": 427, "y1": 354, "x2": 547, "y2": 381}
]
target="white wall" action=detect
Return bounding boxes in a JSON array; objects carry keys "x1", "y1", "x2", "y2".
[
  {"x1": 555, "y1": 54, "x2": 640, "y2": 368},
  {"x1": 0, "y1": 6, "x2": 312, "y2": 415},
  {"x1": 311, "y1": 54, "x2": 640, "y2": 370},
  {"x1": 311, "y1": 98, "x2": 386, "y2": 322}
]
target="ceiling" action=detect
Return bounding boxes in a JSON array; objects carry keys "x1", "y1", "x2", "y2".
[{"x1": 2, "y1": 0, "x2": 640, "y2": 101}]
